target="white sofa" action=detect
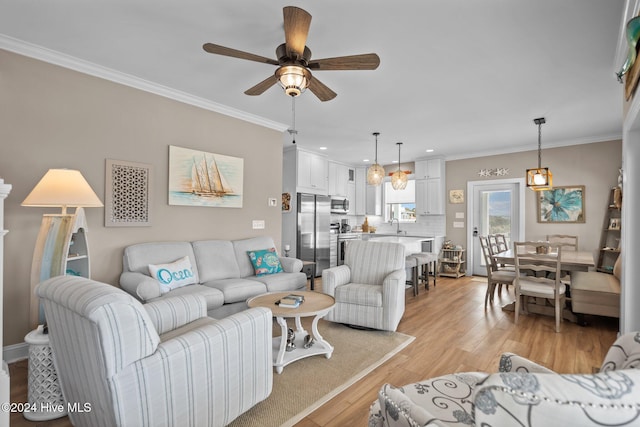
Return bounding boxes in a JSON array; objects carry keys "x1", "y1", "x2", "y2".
[
  {"x1": 120, "y1": 236, "x2": 307, "y2": 318},
  {"x1": 38, "y1": 275, "x2": 273, "y2": 427}
]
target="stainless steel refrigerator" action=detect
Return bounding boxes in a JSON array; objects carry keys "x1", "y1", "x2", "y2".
[{"x1": 297, "y1": 193, "x2": 330, "y2": 276}]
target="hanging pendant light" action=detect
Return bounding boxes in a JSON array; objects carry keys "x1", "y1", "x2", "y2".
[
  {"x1": 526, "y1": 117, "x2": 552, "y2": 191},
  {"x1": 391, "y1": 142, "x2": 408, "y2": 190},
  {"x1": 366, "y1": 132, "x2": 385, "y2": 186}
]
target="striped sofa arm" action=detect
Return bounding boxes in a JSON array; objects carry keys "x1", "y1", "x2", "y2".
[
  {"x1": 111, "y1": 306, "x2": 274, "y2": 427},
  {"x1": 143, "y1": 294, "x2": 207, "y2": 335}
]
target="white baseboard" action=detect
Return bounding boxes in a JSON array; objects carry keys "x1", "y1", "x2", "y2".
[{"x1": 4, "y1": 342, "x2": 28, "y2": 364}]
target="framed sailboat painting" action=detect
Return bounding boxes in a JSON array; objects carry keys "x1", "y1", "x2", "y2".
[{"x1": 169, "y1": 145, "x2": 244, "y2": 208}]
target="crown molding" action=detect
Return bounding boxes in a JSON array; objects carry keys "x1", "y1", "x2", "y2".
[
  {"x1": 0, "y1": 35, "x2": 289, "y2": 133},
  {"x1": 445, "y1": 133, "x2": 623, "y2": 161}
]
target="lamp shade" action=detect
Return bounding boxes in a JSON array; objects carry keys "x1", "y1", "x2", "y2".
[{"x1": 22, "y1": 169, "x2": 103, "y2": 213}]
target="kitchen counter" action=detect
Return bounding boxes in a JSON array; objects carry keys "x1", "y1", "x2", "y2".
[{"x1": 366, "y1": 235, "x2": 432, "y2": 255}]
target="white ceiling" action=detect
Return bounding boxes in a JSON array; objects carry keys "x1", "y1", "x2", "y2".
[{"x1": 0, "y1": 0, "x2": 626, "y2": 166}]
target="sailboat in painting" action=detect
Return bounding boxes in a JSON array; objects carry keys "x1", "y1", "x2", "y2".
[{"x1": 191, "y1": 154, "x2": 233, "y2": 197}]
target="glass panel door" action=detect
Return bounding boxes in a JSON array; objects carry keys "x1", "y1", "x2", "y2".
[{"x1": 472, "y1": 182, "x2": 519, "y2": 275}]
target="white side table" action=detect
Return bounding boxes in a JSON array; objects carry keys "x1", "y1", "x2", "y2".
[{"x1": 23, "y1": 325, "x2": 67, "y2": 421}]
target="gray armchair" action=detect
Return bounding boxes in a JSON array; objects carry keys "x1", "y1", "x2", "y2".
[
  {"x1": 322, "y1": 240, "x2": 406, "y2": 332},
  {"x1": 38, "y1": 275, "x2": 273, "y2": 427},
  {"x1": 370, "y1": 332, "x2": 640, "y2": 426}
]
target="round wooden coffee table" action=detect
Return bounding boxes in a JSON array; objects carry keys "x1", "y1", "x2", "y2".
[{"x1": 247, "y1": 291, "x2": 335, "y2": 374}]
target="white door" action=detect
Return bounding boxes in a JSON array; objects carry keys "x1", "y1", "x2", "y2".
[{"x1": 467, "y1": 178, "x2": 525, "y2": 276}]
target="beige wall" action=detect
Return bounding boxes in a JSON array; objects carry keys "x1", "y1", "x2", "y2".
[
  {"x1": 445, "y1": 140, "x2": 622, "y2": 263},
  {"x1": 0, "y1": 50, "x2": 284, "y2": 345}
]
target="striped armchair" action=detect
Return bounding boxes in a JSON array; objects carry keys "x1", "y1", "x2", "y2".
[
  {"x1": 322, "y1": 240, "x2": 406, "y2": 332},
  {"x1": 37, "y1": 276, "x2": 273, "y2": 427}
]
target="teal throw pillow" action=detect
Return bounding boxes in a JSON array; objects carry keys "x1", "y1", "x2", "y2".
[{"x1": 247, "y1": 248, "x2": 283, "y2": 276}]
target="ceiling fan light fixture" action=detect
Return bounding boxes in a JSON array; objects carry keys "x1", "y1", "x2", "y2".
[
  {"x1": 526, "y1": 117, "x2": 552, "y2": 191},
  {"x1": 391, "y1": 142, "x2": 408, "y2": 190},
  {"x1": 367, "y1": 132, "x2": 385, "y2": 186},
  {"x1": 276, "y1": 65, "x2": 311, "y2": 97}
]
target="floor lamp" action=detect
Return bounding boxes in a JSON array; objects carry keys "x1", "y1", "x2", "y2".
[
  {"x1": 21, "y1": 169, "x2": 102, "y2": 421},
  {"x1": 22, "y1": 168, "x2": 103, "y2": 326}
]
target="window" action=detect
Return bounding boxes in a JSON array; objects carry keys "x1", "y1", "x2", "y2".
[{"x1": 384, "y1": 180, "x2": 416, "y2": 222}]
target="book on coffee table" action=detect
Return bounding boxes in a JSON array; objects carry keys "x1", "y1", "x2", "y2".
[{"x1": 277, "y1": 294, "x2": 305, "y2": 308}]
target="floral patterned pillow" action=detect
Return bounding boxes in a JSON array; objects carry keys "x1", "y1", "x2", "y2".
[{"x1": 247, "y1": 248, "x2": 283, "y2": 276}]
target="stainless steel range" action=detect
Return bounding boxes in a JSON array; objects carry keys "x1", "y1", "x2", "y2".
[{"x1": 337, "y1": 232, "x2": 361, "y2": 265}]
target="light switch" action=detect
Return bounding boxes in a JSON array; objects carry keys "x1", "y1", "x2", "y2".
[
  {"x1": 268, "y1": 198, "x2": 277, "y2": 207},
  {"x1": 252, "y1": 220, "x2": 265, "y2": 229},
  {"x1": 455, "y1": 212, "x2": 464, "y2": 219},
  {"x1": 453, "y1": 221, "x2": 465, "y2": 228}
]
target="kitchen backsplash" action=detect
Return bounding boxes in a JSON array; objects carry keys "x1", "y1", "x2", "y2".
[{"x1": 331, "y1": 214, "x2": 446, "y2": 237}]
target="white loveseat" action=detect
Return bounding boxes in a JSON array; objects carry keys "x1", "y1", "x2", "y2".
[{"x1": 120, "y1": 236, "x2": 307, "y2": 318}]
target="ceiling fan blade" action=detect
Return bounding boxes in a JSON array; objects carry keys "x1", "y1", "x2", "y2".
[
  {"x1": 203, "y1": 43, "x2": 279, "y2": 66},
  {"x1": 308, "y1": 77, "x2": 337, "y2": 102},
  {"x1": 244, "y1": 75, "x2": 279, "y2": 96},
  {"x1": 283, "y1": 6, "x2": 312, "y2": 59},
  {"x1": 308, "y1": 53, "x2": 380, "y2": 71}
]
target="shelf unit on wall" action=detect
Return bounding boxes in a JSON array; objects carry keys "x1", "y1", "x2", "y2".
[
  {"x1": 596, "y1": 187, "x2": 622, "y2": 274},
  {"x1": 439, "y1": 247, "x2": 465, "y2": 278},
  {"x1": 29, "y1": 208, "x2": 91, "y2": 328}
]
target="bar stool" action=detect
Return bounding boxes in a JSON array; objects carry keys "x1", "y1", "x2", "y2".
[
  {"x1": 405, "y1": 256, "x2": 419, "y2": 296},
  {"x1": 411, "y1": 252, "x2": 438, "y2": 291}
]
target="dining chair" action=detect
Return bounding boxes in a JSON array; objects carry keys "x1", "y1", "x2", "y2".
[
  {"x1": 546, "y1": 234, "x2": 577, "y2": 284},
  {"x1": 546, "y1": 234, "x2": 578, "y2": 251},
  {"x1": 478, "y1": 236, "x2": 517, "y2": 308},
  {"x1": 495, "y1": 234, "x2": 509, "y2": 252},
  {"x1": 513, "y1": 241, "x2": 565, "y2": 333}
]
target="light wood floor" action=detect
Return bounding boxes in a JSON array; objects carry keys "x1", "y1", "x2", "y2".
[{"x1": 9, "y1": 275, "x2": 618, "y2": 427}]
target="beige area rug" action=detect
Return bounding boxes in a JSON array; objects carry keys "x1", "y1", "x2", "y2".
[{"x1": 228, "y1": 318, "x2": 415, "y2": 427}]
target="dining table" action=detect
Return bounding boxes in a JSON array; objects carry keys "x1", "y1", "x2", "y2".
[
  {"x1": 492, "y1": 249, "x2": 595, "y2": 272},
  {"x1": 493, "y1": 249, "x2": 595, "y2": 322}
]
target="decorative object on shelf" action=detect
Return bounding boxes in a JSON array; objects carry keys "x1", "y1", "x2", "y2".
[
  {"x1": 537, "y1": 185, "x2": 585, "y2": 223},
  {"x1": 609, "y1": 218, "x2": 621, "y2": 230},
  {"x1": 105, "y1": 159, "x2": 152, "y2": 227},
  {"x1": 391, "y1": 142, "x2": 408, "y2": 190},
  {"x1": 617, "y1": 16, "x2": 640, "y2": 83},
  {"x1": 22, "y1": 168, "x2": 103, "y2": 327},
  {"x1": 282, "y1": 192, "x2": 291, "y2": 212},
  {"x1": 449, "y1": 189, "x2": 464, "y2": 204},
  {"x1": 286, "y1": 328, "x2": 296, "y2": 352},
  {"x1": 526, "y1": 117, "x2": 553, "y2": 191},
  {"x1": 478, "y1": 168, "x2": 510, "y2": 177},
  {"x1": 169, "y1": 145, "x2": 243, "y2": 208},
  {"x1": 366, "y1": 132, "x2": 385, "y2": 186}
]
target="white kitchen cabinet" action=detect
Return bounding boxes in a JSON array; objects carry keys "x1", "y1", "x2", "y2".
[
  {"x1": 347, "y1": 182, "x2": 356, "y2": 214},
  {"x1": 416, "y1": 178, "x2": 445, "y2": 215},
  {"x1": 414, "y1": 158, "x2": 443, "y2": 180},
  {"x1": 414, "y1": 157, "x2": 445, "y2": 215},
  {"x1": 366, "y1": 183, "x2": 383, "y2": 216},
  {"x1": 354, "y1": 167, "x2": 366, "y2": 215},
  {"x1": 296, "y1": 149, "x2": 328, "y2": 194},
  {"x1": 328, "y1": 161, "x2": 350, "y2": 197}
]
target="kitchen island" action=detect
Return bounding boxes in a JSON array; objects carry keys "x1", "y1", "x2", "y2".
[{"x1": 364, "y1": 235, "x2": 433, "y2": 255}]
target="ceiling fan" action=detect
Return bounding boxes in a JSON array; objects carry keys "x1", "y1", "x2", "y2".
[{"x1": 202, "y1": 6, "x2": 380, "y2": 102}]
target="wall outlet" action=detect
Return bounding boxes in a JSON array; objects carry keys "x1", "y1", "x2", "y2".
[
  {"x1": 252, "y1": 220, "x2": 265, "y2": 229},
  {"x1": 268, "y1": 198, "x2": 277, "y2": 207}
]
